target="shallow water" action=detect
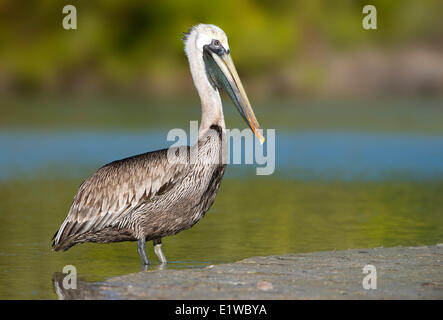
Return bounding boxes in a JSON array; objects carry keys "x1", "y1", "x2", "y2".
[
  {"x1": 2, "y1": 130, "x2": 443, "y2": 180},
  {"x1": 0, "y1": 129, "x2": 442, "y2": 299}
]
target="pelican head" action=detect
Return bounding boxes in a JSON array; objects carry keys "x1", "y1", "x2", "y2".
[{"x1": 183, "y1": 24, "x2": 264, "y2": 144}]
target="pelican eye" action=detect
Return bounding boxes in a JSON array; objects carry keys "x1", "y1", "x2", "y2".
[{"x1": 205, "y1": 39, "x2": 225, "y2": 56}]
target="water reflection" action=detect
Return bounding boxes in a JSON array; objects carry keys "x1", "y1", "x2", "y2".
[
  {"x1": 52, "y1": 263, "x2": 169, "y2": 300},
  {"x1": 0, "y1": 130, "x2": 442, "y2": 299}
]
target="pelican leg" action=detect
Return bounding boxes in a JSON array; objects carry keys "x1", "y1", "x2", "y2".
[
  {"x1": 137, "y1": 238, "x2": 150, "y2": 267},
  {"x1": 153, "y1": 238, "x2": 167, "y2": 264}
]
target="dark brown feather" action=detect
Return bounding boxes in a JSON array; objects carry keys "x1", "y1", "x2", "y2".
[{"x1": 52, "y1": 148, "x2": 188, "y2": 250}]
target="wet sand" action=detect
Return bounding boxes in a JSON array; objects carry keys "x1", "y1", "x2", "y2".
[{"x1": 53, "y1": 245, "x2": 442, "y2": 299}]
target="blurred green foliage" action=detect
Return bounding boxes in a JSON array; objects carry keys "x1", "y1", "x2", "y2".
[{"x1": 0, "y1": 0, "x2": 442, "y2": 95}]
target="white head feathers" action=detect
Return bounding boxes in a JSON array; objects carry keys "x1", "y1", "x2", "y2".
[{"x1": 183, "y1": 24, "x2": 230, "y2": 57}]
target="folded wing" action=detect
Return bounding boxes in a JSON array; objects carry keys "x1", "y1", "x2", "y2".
[{"x1": 52, "y1": 148, "x2": 188, "y2": 250}]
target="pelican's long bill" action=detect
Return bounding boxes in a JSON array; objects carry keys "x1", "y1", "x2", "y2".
[{"x1": 203, "y1": 46, "x2": 265, "y2": 144}]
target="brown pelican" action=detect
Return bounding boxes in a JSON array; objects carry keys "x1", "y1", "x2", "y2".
[{"x1": 52, "y1": 24, "x2": 264, "y2": 266}]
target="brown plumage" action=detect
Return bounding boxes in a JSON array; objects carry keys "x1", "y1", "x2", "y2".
[
  {"x1": 53, "y1": 127, "x2": 225, "y2": 250},
  {"x1": 52, "y1": 24, "x2": 263, "y2": 266}
]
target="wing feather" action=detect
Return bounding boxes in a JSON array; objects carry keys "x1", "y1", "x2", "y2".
[{"x1": 53, "y1": 148, "x2": 187, "y2": 248}]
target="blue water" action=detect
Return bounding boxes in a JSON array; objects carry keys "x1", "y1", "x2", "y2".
[
  {"x1": 277, "y1": 131, "x2": 443, "y2": 180},
  {"x1": 1, "y1": 130, "x2": 443, "y2": 180}
]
